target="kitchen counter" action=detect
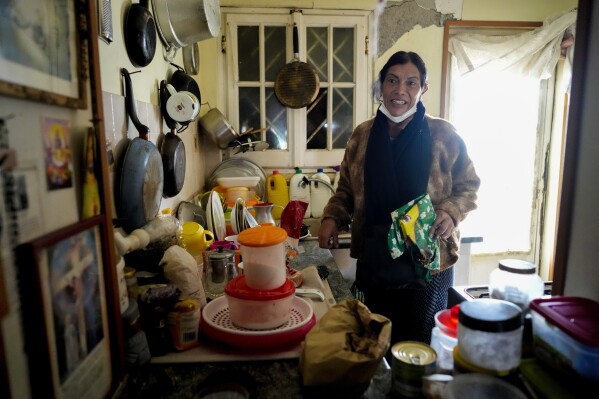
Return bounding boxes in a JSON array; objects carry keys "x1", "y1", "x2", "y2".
[{"x1": 113, "y1": 241, "x2": 392, "y2": 399}]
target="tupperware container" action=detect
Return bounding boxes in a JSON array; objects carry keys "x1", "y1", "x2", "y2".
[
  {"x1": 489, "y1": 259, "x2": 544, "y2": 310},
  {"x1": 458, "y1": 298, "x2": 523, "y2": 372},
  {"x1": 225, "y1": 275, "x2": 295, "y2": 330},
  {"x1": 237, "y1": 225, "x2": 288, "y2": 290},
  {"x1": 430, "y1": 304, "x2": 459, "y2": 372},
  {"x1": 529, "y1": 296, "x2": 599, "y2": 381}
]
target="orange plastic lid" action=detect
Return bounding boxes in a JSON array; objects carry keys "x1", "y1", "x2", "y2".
[{"x1": 237, "y1": 225, "x2": 287, "y2": 247}]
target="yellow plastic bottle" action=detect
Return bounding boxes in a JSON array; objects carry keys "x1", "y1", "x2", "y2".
[{"x1": 266, "y1": 170, "x2": 289, "y2": 220}]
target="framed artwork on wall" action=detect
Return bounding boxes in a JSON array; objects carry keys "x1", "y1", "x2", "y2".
[
  {"x1": 15, "y1": 215, "x2": 112, "y2": 399},
  {"x1": 0, "y1": 0, "x2": 88, "y2": 109}
]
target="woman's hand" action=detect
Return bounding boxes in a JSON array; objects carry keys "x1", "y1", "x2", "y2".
[
  {"x1": 318, "y1": 218, "x2": 339, "y2": 249},
  {"x1": 430, "y1": 210, "x2": 454, "y2": 239}
]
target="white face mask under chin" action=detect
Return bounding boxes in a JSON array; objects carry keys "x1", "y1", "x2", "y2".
[{"x1": 379, "y1": 102, "x2": 417, "y2": 124}]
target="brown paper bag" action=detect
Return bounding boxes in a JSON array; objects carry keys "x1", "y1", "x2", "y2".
[{"x1": 299, "y1": 299, "x2": 391, "y2": 398}]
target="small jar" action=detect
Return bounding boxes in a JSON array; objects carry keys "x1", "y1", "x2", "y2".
[
  {"x1": 124, "y1": 266, "x2": 138, "y2": 299},
  {"x1": 489, "y1": 259, "x2": 544, "y2": 309},
  {"x1": 458, "y1": 298, "x2": 523, "y2": 372}
]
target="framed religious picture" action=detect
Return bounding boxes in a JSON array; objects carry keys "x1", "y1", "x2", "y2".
[
  {"x1": 15, "y1": 215, "x2": 112, "y2": 399},
  {"x1": 0, "y1": 0, "x2": 87, "y2": 109}
]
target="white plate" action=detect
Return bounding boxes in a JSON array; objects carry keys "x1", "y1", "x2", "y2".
[
  {"x1": 216, "y1": 176, "x2": 260, "y2": 188},
  {"x1": 209, "y1": 191, "x2": 226, "y2": 240}
]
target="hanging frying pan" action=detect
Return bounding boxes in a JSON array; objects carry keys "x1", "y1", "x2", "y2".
[
  {"x1": 116, "y1": 68, "x2": 163, "y2": 233},
  {"x1": 160, "y1": 80, "x2": 186, "y2": 198},
  {"x1": 124, "y1": 0, "x2": 157, "y2": 67},
  {"x1": 274, "y1": 24, "x2": 320, "y2": 109}
]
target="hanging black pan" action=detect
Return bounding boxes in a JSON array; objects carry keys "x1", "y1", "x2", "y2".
[
  {"x1": 160, "y1": 79, "x2": 186, "y2": 197},
  {"x1": 274, "y1": 24, "x2": 320, "y2": 109},
  {"x1": 124, "y1": 0, "x2": 157, "y2": 67},
  {"x1": 116, "y1": 68, "x2": 164, "y2": 233}
]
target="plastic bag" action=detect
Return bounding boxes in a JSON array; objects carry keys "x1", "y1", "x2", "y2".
[
  {"x1": 299, "y1": 299, "x2": 391, "y2": 398},
  {"x1": 160, "y1": 245, "x2": 207, "y2": 307}
]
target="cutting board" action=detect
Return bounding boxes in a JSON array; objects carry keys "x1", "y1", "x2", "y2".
[{"x1": 151, "y1": 265, "x2": 335, "y2": 363}]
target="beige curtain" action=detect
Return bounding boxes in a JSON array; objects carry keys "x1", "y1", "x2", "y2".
[{"x1": 448, "y1": 9, "x2": 577, "y2": 80}]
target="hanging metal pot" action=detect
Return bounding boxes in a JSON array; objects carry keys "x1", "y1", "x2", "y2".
[
  {"x1": 152, "y1": 0, "x2": 221, "y2": 51},
  {"x1": 198, "y1": 107, "x2": 239, "y2": 149}
]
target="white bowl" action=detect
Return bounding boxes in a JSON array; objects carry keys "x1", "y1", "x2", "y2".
[{"x1": 216, "y1": 176, "x2": 260, "y2": 188}]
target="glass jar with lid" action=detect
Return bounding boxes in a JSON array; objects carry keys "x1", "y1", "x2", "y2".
[{"x1": 489, "y1": 259, "x2": 544, "y2": 310}]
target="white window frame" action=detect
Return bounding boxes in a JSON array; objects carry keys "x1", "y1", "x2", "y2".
[{"x1": 220, "y1": 8, "x2": 372, "y2": 168}]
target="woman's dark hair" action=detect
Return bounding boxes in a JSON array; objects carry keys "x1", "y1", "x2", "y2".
[{"x1": 378, "y1": 51, "x2": 428, "y2": 88}]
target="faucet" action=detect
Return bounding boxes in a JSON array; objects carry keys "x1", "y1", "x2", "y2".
[{"x1": 299, "y1": 176, "x2": 336, "y2": 194}]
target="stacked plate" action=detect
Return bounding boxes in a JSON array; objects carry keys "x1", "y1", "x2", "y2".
[
  {"x1": 206, "y1": 191, "x2": 226, "y2": 240},
  {"x1": 207, "y1": 158, "x2": 267, "y2": 200},
  {"x1": 230, "y1": 198, "x2": 259, "y2": 234}
]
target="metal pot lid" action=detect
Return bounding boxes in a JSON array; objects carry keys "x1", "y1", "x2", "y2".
[{"x1": 183, "y1": 42, "x2": 200, "y2": 75}]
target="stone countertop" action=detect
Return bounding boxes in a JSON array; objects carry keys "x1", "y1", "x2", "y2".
[{"x1": 114, "y1": 240, "x2": 391, "y2": 399}]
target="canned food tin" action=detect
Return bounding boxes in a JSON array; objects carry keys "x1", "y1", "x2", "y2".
[{"x1": 391, "y1": 341, "x2": 437, "y2": 398}]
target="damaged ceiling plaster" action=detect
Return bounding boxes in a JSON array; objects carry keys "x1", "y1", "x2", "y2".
[{"x1": 377, "y1": 0, "x2": 462, "y2": 56}]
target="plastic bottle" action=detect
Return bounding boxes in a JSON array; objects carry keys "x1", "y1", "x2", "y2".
[
  {"x1": 332, "y1": 165, "x2": 341, "y2": 192},
  {"x1": 266, "y1": 170, "x2": 289, "y2": 220},
  {"x1": 310, "y1": 168, "x2": 332, "y2": 218},
  {"x1": 143, "y1": 208, "x2": 182, "y2": 244},
  {"x1": 289, "y1": 168, "x2": 311, "y2": 217}
]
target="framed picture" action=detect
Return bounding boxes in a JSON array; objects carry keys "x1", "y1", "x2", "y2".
[
  {"x1": 0, "y1": 0, "x2": 87, "y2": 109},
  {"x1": 16, "y1": 216, "x2": 112, "y2": 399}
]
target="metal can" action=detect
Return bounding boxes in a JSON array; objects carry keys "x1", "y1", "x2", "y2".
[{"x1": 391, "y1": 341, "x2": 437, "y2": 398}]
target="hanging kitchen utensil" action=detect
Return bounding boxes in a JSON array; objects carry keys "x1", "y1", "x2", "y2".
[
  {"x1": 160, "y1": 80, "x2": 186, "y2": 198},
  {"x1": 229, "y1": 138, "x2": 270, "y2": 154},
  {"x1": 170, "y1": 63, "x2": 202, "y2": 102},
  {"x1": 152, "y1": 0, "x2": 221, "y2": 59},
  {"x1": 274, "y1": 24, "x2": 320, "y2": 109},
  {"x1": 165, "y1": 83, "x2": 200, "y2": 127},
  {"x1": 182, "y1": 42, "x2": 200, "y2": 75},
  {"x1": 116, "y1": 68, "x2": 163, "y2": 233},
  {"x1": 198, "y1": 106, "x2": 239, "y2": 149},
  {"x1": 124, "y1": 0, "x2": 157, "y2": 67}
]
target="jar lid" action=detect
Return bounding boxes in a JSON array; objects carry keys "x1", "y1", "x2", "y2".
[
  {"x1": 435, "y1": 304, "x2": 460, "y2": 337},
  {"x1": 498, "y1": 259, "x2": 536, "y2": 274},
  {"x1": 225, "y1": 275, "x2": 295, "y2": 300},
  {"x1": 459, "y1": 298, "x2": 522, "y2": 332},
  {"x1": 237, "y1": 225, "x2": 287, "y2": 247},
  {"x1": 391, "y1": 341, "x2": 437, "y2": 366},
  {"x1": 206, "y1": 248, "x2": 235, "y2": 260}
]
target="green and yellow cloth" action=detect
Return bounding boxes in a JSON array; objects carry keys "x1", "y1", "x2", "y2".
[{"x1": 387, "y1": 193, "x2": 440, "y2": 280}]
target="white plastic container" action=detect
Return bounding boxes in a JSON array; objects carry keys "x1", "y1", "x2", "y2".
[
  {"x1": 332, "y1": 165, "x2": 340, "y2": 191},
  {"x1": 289, "y1": 169, "x2": 310, "y2": 218},
  {"x1": 458, "y1": 298, "x2": 523, "y2": 372},
  {"x1": 225, "y1": 275, "x2": 295, "y2": 329},
  {"x1": 237, "y1": 225, "x2": 288, "y2": 290},
  {"x1": 430, "y1": 304, "x2": 459, "y2": 373},
  {"x1": 489, "y1": 259, "x2": 544, "y2": 310},
  {"x1": 310, "y1": 168, "x2": 331, "y2": 218}
]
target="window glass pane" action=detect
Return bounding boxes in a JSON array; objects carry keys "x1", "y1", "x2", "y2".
[
  {"x1": 307, "y1": 27, "x2": 328, "y2": 82},
  {"x1": 333, "y1": 28, "x2": 354, "y2": 82},
  {"x1": 332, "y1": 88, "x2": 353, "y2": 149},
  {"x1": 266, "y1": 87, "x2": 287, "y2": 150},
  {"x1": 238, "y1": 26, "x2": 259, "y2": 81},
  {"x1": 265, "y1": 26, "x2": 287, "y2": 82},
  {"x1": 307, "y1": 87, "x2": 328, "y2": 149},
  {"x1": 451, "y1": 71, "x2": 540, "y2": 254},
  {"x1": 239, "y1": 87, "x2": 260, "y2": 137}
]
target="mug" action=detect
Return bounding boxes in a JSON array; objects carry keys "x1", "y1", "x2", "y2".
[{"x1": 181, "y1": 221, "x2": 214, "y2": 255}]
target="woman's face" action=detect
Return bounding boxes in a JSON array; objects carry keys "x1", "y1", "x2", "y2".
[{"x1": 382, "y1": 62, "x2": 428, "y2": 117}]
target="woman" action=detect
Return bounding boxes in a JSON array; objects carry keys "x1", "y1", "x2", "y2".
[{"x1": 318, "y1": 51, "x2": 480, "y2": 350}]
